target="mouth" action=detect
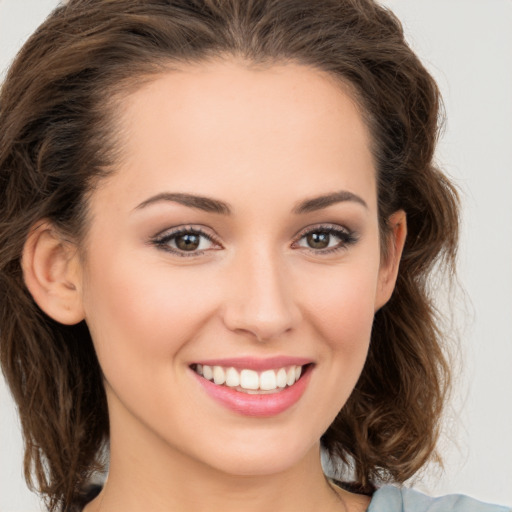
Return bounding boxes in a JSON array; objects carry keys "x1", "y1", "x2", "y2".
[
  {"x1": 190, "y1": 363, "x2": 309, "y2": 395},
  {"x1": 189, "y1": 359, "x2": 314, "y2": 416}
]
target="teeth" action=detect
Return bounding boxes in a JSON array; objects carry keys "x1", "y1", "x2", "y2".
[
  {"x1": 202, "y1": 365, "x2": 213, "y2": 381},
  {"x1": 276, "y1": 368, "x2": 287, "y2": 388},
  {"x1": 286, "y1": 367, "x2": 295, "y2": 386},
  {"x1": 240, "y1": 369, "x2": 259, "y2": 390},
  {"x1": 213, "y1": 366, "x2": 226, "y2": 385},
  {"x1": 260, "y1": 370, "x2": 277, "y2": 390},
  {"x1": 195, "y1": 364, "x2": 306, "y2": 392},
  {"x1": 225, "y1": 367, "x2": 240, "y2": 387}
]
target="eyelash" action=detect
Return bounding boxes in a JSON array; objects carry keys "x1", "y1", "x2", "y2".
[
  {"x1": 151, "y1": 224, "x2": 358, "y2": 257},
  {"x1": 292, "y1": 224, "x2": 359, "y2": 255},
  {"x1": 151, "y1": 226, "x2": 222, "y2": 257}
]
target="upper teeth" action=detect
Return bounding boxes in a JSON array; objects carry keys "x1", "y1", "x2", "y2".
[{"x1": 195, "y1": 364, "x2": 303, "y2": 392}]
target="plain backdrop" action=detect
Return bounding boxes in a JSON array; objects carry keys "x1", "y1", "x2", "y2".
[{"x1": 1, "y1": 1, "x2": 511, "y2": 511}]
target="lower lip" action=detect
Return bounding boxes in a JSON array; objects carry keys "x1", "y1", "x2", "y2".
[{"x1": 192, "y1": 365, "x2": 313, "y2": 417}]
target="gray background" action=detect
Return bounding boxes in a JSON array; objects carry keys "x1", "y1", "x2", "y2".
[{"x1": 1, "y1": 0, "x2": 511, "y2": 510}]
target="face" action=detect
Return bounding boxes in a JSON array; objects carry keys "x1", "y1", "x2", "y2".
[{"x1": 78, "y1": 60, "x2": 402, "y2": 477}]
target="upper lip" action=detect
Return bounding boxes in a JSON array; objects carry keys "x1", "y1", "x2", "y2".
[{"x1": 191, "y1": 356, "x2": 313, "y2": 371}]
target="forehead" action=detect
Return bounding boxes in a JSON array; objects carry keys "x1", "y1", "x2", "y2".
[{"x1": 100, "y1": 59, "x2": 376, "y2": 213}]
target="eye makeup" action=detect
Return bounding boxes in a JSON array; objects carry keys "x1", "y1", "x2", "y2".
[
  {"x1": 149, "y1": 222, "x2": 359, "y2": 258},
  {"x1": 292, "y1": 223, "x2": 359, "y2": 255},
  {"x1": 150, "y1": 225, "x2": 222, "y2": 257}
]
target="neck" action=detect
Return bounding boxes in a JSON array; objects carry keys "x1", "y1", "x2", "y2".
[{"x1": 99, "y1": 443, "x2": 340, "y2": 512}]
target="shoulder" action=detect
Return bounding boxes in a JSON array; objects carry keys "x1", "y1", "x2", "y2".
[{"x1": 367, "y1": 485, "x2": 511, "y2": 512}]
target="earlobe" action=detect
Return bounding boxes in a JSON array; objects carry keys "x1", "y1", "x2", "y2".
[
  {"x1": 375, "y1": 210, "x2": 407, "y2": 311},
  {"x1": 22, "y1": 221, "x2": 85, "y2": 325}
]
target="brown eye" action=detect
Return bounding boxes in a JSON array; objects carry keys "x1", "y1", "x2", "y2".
[
  {"x1": 295, "y1": 225, "x2": 358, "y2": 253},
  {"x1": 306, "y1": 232, "x2": 330, "y2": 249},
  {"x1": 153, "y1": 228, "x2": 218, "y2": 255},
  {"x1": 175, "y1": 233, "x2": 201, "y2": 251}
]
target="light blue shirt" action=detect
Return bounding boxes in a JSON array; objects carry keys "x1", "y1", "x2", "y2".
[{"x1": 367, "y1": 486, "x2": 510, "y2": 512}]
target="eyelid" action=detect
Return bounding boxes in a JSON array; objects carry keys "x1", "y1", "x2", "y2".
[
  {"x1": 291, "y1": 223, "x2": 359, "y2": 253},
  {"x1": 293, "y1": 222, "x2": 352, "y2": 238},
  {"x1": 150, "y1": 225, "x2": 223, "y2": 256},
  {"x1": 149, "y1": 222, "x2": 358, "y2": 257}
]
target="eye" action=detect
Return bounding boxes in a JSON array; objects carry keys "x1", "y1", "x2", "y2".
[
  {"x1": 294, "y1": 225, "x2": 358, "y2": 253},
  {"x1": 151, "y1": 227, "x2": 221, "y2": 256}
]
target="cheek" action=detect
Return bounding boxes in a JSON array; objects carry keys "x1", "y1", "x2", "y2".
[
  {"x1": 81, "y1": 251, "x2": 218, "y2": 373},
  {"x1": 313, "y1": 278, "x2": 375, "y2": 392},
  {"x1": 287, "y1": 256, "x2": 381, "y2": 438},
  {"x1": 299, "y1": 258, "x2": 380, "y2": 354}
]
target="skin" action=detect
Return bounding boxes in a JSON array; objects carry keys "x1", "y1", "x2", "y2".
[{"x1": 23, "y1": 60, "x2": 406, "y2": 512}]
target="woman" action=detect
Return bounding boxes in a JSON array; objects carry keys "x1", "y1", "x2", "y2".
[{"x1": 0, "y1": 1, "x2": 509, "y2": 511}]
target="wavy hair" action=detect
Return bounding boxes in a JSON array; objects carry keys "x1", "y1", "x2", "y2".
[{"x1": 0, "y1": 0, "x2": 459, "y2": 509}]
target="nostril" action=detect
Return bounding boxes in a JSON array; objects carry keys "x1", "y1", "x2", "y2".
[{"x1": 223, "y1": 307, "x2": 301, "y2": 342}]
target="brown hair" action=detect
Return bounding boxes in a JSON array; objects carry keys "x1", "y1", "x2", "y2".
[{"x1": 0, "y1": 0, "x2": 459, "y2": 509}]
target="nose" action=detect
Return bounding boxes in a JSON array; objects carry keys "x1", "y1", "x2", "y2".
[{"x1": 222, "y1": 249, "x2": 302, "y2": 342}]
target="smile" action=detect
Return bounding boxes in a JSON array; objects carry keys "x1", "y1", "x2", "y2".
[
  {"x1": 192, "y1": 364, "x2": 304, "y2": 394},
  {"x1": 190, "y1": 358, "x2": 313, "y2": 416}
]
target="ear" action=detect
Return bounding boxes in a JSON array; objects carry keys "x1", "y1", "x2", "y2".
[
  {"x1": 22, "y1": 221, "x2": 85, "y2": 325},
  {"x1": 375, "y1": 210, "x2": 407, "y2": 311}
]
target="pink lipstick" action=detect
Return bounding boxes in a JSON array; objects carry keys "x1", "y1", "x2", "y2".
[{"x1": 190, "y1": 358, "x2": 313, "y2": 417}]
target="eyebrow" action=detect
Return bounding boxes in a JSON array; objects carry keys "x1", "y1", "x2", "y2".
[
  {"x1": 134, "y1": 192, "x2": 232, "y2": 215},
  {"x1": 134, "y1": 189, "x2": 367, "y2": 215},
  {"x1": 292, "y1": 190, "x2": 368, "y2": 214}
]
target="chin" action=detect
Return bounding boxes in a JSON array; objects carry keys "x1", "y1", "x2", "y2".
[{"x1": 187, "y1": 430, "x2": 321, "y2": 478}]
